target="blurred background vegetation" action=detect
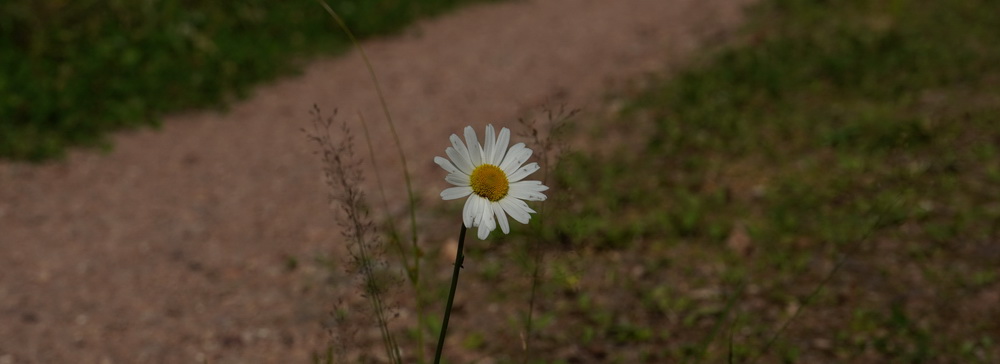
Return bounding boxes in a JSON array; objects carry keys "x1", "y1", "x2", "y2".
[
  {"x1": 526, "y1": 0, "x2": 1000, "y2": 361},
  {"x1": 0, "y1": 0, "x2": 492, "y2": 161}
]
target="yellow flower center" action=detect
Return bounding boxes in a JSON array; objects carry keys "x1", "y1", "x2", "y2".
[{"x1": 469, "y1": 164, "x2": 509, "y2": 202}]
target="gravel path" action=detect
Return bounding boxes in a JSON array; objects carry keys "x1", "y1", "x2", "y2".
[{"x1": 0, "y1": 0, "x2": 753, "y2": 362}]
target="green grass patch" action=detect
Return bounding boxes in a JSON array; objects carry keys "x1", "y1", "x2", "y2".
[
  {"x1": 0, "y1": 0, "x2": 493, "y2": 161},
  {"x1": 536, "y1": 0, "x2": 1000, "y2": 361}
]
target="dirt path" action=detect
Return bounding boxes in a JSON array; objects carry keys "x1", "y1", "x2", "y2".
[{"x1": 0, "y1": 0, "x2": 753, "y2": 362}]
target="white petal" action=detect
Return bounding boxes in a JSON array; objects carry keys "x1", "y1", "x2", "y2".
[
  {"x1": 441, "y1": 186, "x2": 472, "y2": 200},
  {"x1": 481, "y1": 199, "x2": 494, "y2": 228},
  {"x1": 434, "y1": 156, "x2": 462, "y2": 175},
  {"x1": 450, "y1": 133, "x2": 470, "y2": 160},
  {"x1": 462, "y1": 195, "x2": 478, "y2": 227},
  {"x1": 523, "y1": 201, "x2": 537, "y2": 214},
  {"x1": 445, "y1": 173, "x2": 470, "y2": 186},
  {"x1": 492, "y1": 127, "x2": 510, "y2": 166},
  {"x1": 450, "y1": 134, "x2": 477, "y2": 172},
  {"x1": 477, "y1": 203, "x2": 495, "y2": 239},
  {"x1": 500, "y1": 143, "x2": 533, "y2": 174},
  {"x1": 483, "y1": 125, "x2": 496, "y2": 165},
  {"x1": 446, "y1": 146, "x2": 474, "y2": 175},
  {"x1": 492, "y1": 202, "x2": 510, "y2": 234},
  {"x1": 463, "y1": 195, "x2": 487, "y2": 228},
  {"x1": 508, "y1": 181, "x2": 549, "y2": 201},
  {"x1": 508, "y1": 182, "x2": 548, "y2": 200},
  {"x1": 464, "y1": 126, "x2": 482, "y2": 167},
  {"x1": 497, "y1": 143, "x2": 524, "y2": 172},
  {"x1": 510, "y1": 180, "x2": 549, "y2": 192},
  {"x1": 499, "y1": 198, "x2": 531, "y2": 224},
  {"x1": 508, "y1": 162, "x2": 540, "y2": 182},
  {"x1": 508, "y1": 187, "x2": 547, "y2": 201},
  {"x1": 477, "y1": 223, "x2": 490, "y2": 239},
  {"x1": 472, "y1": 196, "x2": 488, "y2": 227},
  {"x1": 469, "y1": 197, "x2": 480, "y2": 226},
  {"x1": 512, "y1": 197, "x2": 537, "y2": 213}
]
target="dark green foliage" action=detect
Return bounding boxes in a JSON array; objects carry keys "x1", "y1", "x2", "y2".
[{"x1": 0, "y1": 0, "x2": 492, "y2": 160}]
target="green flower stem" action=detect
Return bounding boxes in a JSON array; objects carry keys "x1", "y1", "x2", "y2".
[{"x1": 434, "y1": 224, "x2": 467, "y2": 364}]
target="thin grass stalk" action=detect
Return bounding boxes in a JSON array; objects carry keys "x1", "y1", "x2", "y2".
[
  {"x1": 749, "y1": 196, "x2": 905, "y2": 363},
  {"x1": 359, "y1": 112, "x2": 413, "y2": 274},
  {"x1": 521, "y1": 140, "x2": 558, "y2": 356},
  {"x1": 522, "y1": 213, "x2": 544, "y2": 361},
  {"x1": 316, "y1": 2, "x2": 426, "y2": 360},
  {"x1": 344, "y1": 194, "x2": 399, "y2": 363},
  {"x1": 434, "y1": 224, "x2": 467, "y2": 364},
  {"x1": 314, "y1": 0, "x2": 421, "y2": 259},
  {"x1": 354, "y1": 229, "x2": 401, "y2": 364},
  {"x1": 689, "y1": 280, "x2": 747, "y2": 363},
  {"x1": 728, "y1": 321, "x2": 736, "y2": 364},
  {"x1": 520, "y1": 106, "x2": 576, "y2": 361},
  {"x1": 309, "y1": 115, "x2": 401, "y2": 363},
  {"x1": 523, "y1": 135, "x2": 552, "y2": 355}
]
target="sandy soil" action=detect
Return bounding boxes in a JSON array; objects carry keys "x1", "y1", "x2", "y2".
[{"x1": 0, "y1": 0, "x2": 754, "y2": 362}]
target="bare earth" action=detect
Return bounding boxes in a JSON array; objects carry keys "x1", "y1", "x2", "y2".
[{"x1": 0, "y1": 0, "x2": 754, "y2": 362}]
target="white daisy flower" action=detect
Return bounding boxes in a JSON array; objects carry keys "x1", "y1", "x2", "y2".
[{"x1": 435, "y1": 124, "x2": 549, "y2": 240}]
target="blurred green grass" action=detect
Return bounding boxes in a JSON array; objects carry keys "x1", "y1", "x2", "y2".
[
  {"x1": 0, "y1": 0, "x2": 493, "y2": 161},
  {"x1": 534, "y1": 0, "x2": 1000, "y2": 361}
]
